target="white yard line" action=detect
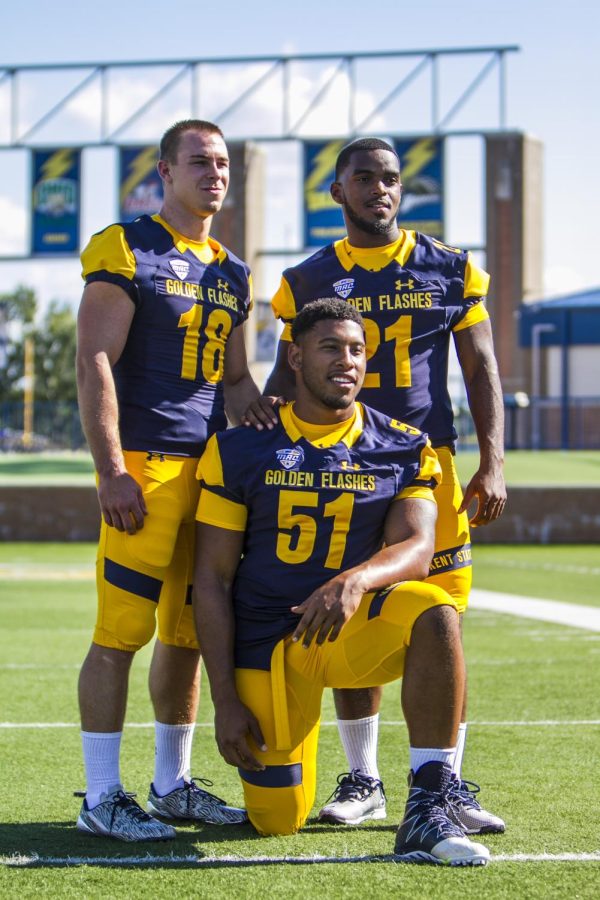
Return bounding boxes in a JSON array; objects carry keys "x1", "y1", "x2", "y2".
[
  {"x1": 2, "y1": 559, "x2": 599, "y2": 581},
  {"x1": 0, "y1": 565, "x2": 95, "y2": 580},
  {"x1": 469, "y1": 589, "x2": 600, "y2": 631},
  {"x1": 477, "y1": 559, "x2": 600, "y2": 577},
  {"x1": 2, "y1": 589, "x2": 598, "y2": 733},
  {"x1": 1, "y1": 561, "x2": 599, "y2": 631},
  {"x1": 2, "y1": 852, "x2": 599, "y2": 868},
  {"x1": 2, "y1": 562, "x2": 598, "y2": 630},
  {"x1": 1, "y1": 663, "x2": 80, "y2": 669},
  {"x1": 1, "y1": 583, "x2": 597, "y2": 872},
  {"x1": 2, "y1": 720, "x2": 599, "y2": 729}
]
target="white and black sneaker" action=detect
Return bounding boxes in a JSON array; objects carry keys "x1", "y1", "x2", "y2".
[
  {"x1": 394, "y1": 762, "x2": 490, "y2": 866},
  {"x1": 318, "y1": 769, "x2": 386, "y2": 825},
  {"x1": 148, "y1": 777, "x2": 248, "y2": 825},
  {"x1": 446, "y1": 775, "x2": 506, "y2": 834},
  {"x1": 77, "y1": 786, "x2": 176, "y2": 842}
]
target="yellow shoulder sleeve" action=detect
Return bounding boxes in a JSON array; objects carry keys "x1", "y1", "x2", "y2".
[
  {"x1": 247, "y1": 273, "x2": 254, "y2": 314},
  {"x1": 196, "y1": 490, "x2": 248, "y2": 531},
  {"x1": 80, "y1": 225, "x2": 136, "y2": 282},
  {"x1": 453, "y1": 301, "x2": 489, "y2": 333},
  {"x1": 271, "y1": 277, "x2": 297, "y2": 341},
  {"x1": 195, "y1": 435, "x2": 247, "y2": 530},
  {"x1": 464, "y1": 253, "x2": 490, "y2": 299}
]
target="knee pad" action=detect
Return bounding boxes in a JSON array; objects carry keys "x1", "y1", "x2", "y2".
[
  {"x1": 93, "y1": 592, "x2": 158, "y2": 651},
  {"x1": 240, "y1": 766, "x2": 309, "y2": 836},
  {"x1": 94, "y1": 557, "x2": 160, "y2": 651},
  {"x1": 374, "y1": 580, "x2": 457, "y2": 630},
  {"x1": 234, "y1": 667, "x2": 320, "y2": 835}
]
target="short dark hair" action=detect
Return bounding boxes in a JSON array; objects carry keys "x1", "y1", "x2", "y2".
[
  {"x1": 335, "y1": 137, "x2": 399, "y2": 179},
  {"x1": 159, "y1": 119, "x2": 224, "y2": 163},
  {"x1": 291, "y1": 298, "x2": 365, "y2": 342}
]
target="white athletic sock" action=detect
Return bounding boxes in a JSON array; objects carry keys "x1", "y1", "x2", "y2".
[
  {"x1": 337, "y1": 715, "x2": 380, "y2": 780},
  {"x1": 81, "y1": 730, "x2": 123, "y2": 808},
  {"x1": 452, "y1": 723, "x2": 468, "y2": 778},
  {"x1": 153, "y1": 721, "x2": 195, "y2": 797},
  {"x1": 409, "y1": 746, "x2": 456, "y2": 775}
]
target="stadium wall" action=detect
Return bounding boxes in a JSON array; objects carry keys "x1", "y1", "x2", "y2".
[{"x1": 0, "y1": 486, "x2": 598, "y2": 544}]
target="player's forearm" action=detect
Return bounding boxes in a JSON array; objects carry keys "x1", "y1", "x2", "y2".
[
  {"x1": 263, "y1": 368, "x2": 295, "y2": 400},
  {"x1": 224, "y1": 371, "x2": 261, "y2": 425},
  {"x1": 347, "y1": 532, "x2": 434, "y2": 595},
  {"x1": 193, "y1": 576, "x2": 239, "y2": 707},
  {"x1": 293, "y1": 528, "x2": 434, "y2": 647},
  {"x1": 77, "y1": 352, "x2": 126, "y2": 477},
  {"x1": 347, "y1": 497, "x2": 437, "y2": 592},
  {"x1": 263, "y1": 343, "x2": 296, "y2": 400},
  {"x1": 465, "y1": 364, "x2": 505, "y2": 471}
]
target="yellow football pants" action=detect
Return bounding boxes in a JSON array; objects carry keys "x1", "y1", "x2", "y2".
[
  {"x1": 235, "y1": 580, "x2": 457, "y2": 835},
  {"x1": 93, "y1": 452, "x2": 200, "y2": 651},
  {"x1": 427, "y1": 446, "x2": 472, "y2": 612}
]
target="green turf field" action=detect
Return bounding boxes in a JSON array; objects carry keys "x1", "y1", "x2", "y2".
[
  {"x1": 472, "y1": 545, "x2": 600, "y2": 607},
  {"x1": 455, "y1": 450, "x2": 600, "y2": 486},
  {"x1": 2, "y1": 450, "x2": 600, "y2": 486},
  {"x1": 1, "y1": 544, "x2": 599, "y2": 897},
  {"x1": 0, "y1": 452, "x2": 95, "y2": 485}
]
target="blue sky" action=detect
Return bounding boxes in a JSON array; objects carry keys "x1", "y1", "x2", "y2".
[{"x1": 0, "y1": 0, "x2": 598, "y2": 311}]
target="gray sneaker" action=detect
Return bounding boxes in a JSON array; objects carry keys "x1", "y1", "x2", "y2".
[
  {"x1": 148, "y1": 777, "x2": 248, "y2": 825},
  {"x1": 318, "y1": 770, "x2": 386, "y2": 825},
  {"x1": 76, "y1": 786, "x2": 176, "y2": 842},
  {"x1": 446, "y1": 775, "x2": 506, "y2": 834},
  {"x1": 394, "y1": 762, "x2": 490, "y2": 866}
]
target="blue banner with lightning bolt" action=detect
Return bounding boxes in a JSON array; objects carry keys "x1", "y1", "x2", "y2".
[
  {"x1": 119, "y1": 146, "x2": 162, "y2": 222},
  {"x1": 393, "y1": 137, "x2": 444, "y2": 239},
  {"x1": 31, "y1": 148, "x2": 80, "y2": 254},
  {"x1": 303, "y1": 140, "x2": 346, "y2": 248},
  {"x1": 304, "y1": 138, "x2": 443, "y2": 247}
]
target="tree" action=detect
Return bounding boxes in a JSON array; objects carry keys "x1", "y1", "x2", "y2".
[
  {"x1": 33, "y1": 302, "x2": 78, "y2": 405},
  {"x1": 0, "y1": 289, "x2": 77, "y2": 402},
  {"x1": 0, "y1": 284, "x2": 37, "y2": 327},
  {"x1": 0, "y1": 285, "x2": 38, "y2": 405},
  {"x1": 30, "y1": 301, "x2": 80, "y2": 446},
  {"x1": 0, "y1": 287, "x2": 81, "y2": 447}
]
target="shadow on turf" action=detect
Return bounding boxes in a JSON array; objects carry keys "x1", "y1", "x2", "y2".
[
  {"x1": 0, "y1": 820, "x2": 248, "y2": 862},
  {"x1": 0, "y1": 818, "x2": 398, "y2": 869}
]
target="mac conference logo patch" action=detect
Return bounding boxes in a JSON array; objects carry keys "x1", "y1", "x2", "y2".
[
  {"x1": 276, "y1": 447, "x2": 305, "y2": 470},
  {"x1": 333, "y1": 278, "x2": 354, "y2": 299},
  {"x1": 169, "y1": 259, "x2": 190, "y2": 280}
]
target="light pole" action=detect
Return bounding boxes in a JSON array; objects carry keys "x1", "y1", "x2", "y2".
[
  {"x1": 0, "y1": 300, "x2": 7, "y2": 370},
  {"x1": 531, "y1": 322, "x2": 556, "y2": 450},
  {"x1": 22, "y1": 335, "x2": 35, "y2": 449}
]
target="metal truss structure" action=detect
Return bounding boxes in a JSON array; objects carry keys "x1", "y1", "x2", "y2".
[{"x1": 0, "y1": 46, "x2": 519, "y2": 146}]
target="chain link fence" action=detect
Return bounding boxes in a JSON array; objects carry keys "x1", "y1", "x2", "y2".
[
  {"x1": 0, "y1": 401, "x2": 86, "y2": 451},
  {"x1": 2, "y1": 398, "x2": 600, "y2": 453}
]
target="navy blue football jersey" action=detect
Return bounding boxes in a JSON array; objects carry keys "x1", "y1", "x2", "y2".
[
  {"x1": 272, "y1": 232, "x2": 489, "y2": 448},
  {"x1": 81, "y1": 213, "x2": 252, "y2": 456},
  {"x1": 197, "y1": 402, "x2": 440, "y2": 667}
]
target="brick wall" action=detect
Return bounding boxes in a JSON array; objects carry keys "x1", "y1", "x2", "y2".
[{"x1": 1, "y1": 486, "x2": 599, "y2": 544}]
